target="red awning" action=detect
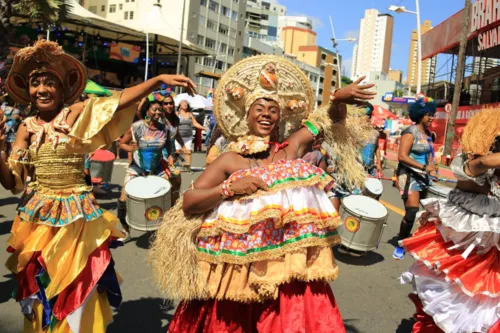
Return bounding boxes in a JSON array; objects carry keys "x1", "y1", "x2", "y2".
[
  {"x1": 373, "y1": 105, "x2": 398, "y2": 120},
  {"x1": 422, "y1": 4, "x2": 500, "y2": 60}
]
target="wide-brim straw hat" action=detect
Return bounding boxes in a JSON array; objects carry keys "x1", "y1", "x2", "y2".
[
  {"x1": 214, "y1": 55, "x2": 314, "y2": 142},
  {"x1": 6, "y1": 40, "x2": 87, "y2": 104}
]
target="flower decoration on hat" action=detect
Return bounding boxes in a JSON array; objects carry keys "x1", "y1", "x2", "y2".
[
  {"x1": 409, "y1": 93, "x2": 436, "y2": 122},
  {"x1": 214, "y1": 55, "x2": 315, "y2": 144}
]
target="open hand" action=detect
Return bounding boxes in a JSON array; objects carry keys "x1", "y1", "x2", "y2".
[
  {"x1": 230, "y1": 176, "x2": 269, "y2": 196},
  {"x1": 333, "y1": 76, "x2": 376, "y2": 104},
  {"x1": 162, "y1": 74, "x2": 197, "y2": 97}
]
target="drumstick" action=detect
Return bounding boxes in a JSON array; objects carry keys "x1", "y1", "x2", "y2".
[{"x1": 368, "y1": 175, "x2": 397, "y2": 181}]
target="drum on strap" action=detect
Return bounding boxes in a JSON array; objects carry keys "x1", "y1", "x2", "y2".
[
  {"x1": 363, "y1": 178, "x2": 384, "y2": 199},
  {"x1": 90, "y1": 149, "x2": 115, "y2": 183},
  {"x1": 338, "y1": 195, "x2": 388, "y2": 253},
  {"x1": 124, "y1": 176, "x2": 171, "y2": 231},
  {"x1": 427, "y1": 185, "x2": 453, "y2": 200}
]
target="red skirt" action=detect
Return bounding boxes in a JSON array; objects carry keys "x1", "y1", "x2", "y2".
[{"x1": 168, "y1": 281, "x2": 346, "y2": 333}]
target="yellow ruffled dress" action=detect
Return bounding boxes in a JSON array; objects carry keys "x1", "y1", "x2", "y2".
[{"x1": 5, "y1": 94, "x2": 135, "y2": 333}]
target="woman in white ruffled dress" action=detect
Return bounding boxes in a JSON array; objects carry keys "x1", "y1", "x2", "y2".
[{"x1": 400, "y1": 108, "x2": 500, "y2": 333}]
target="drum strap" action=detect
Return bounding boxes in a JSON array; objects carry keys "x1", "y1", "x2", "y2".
[{"x1": 398, "y1": 164, "x2": 429, "y2": 201}]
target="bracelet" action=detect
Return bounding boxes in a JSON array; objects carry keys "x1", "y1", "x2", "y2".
[
  {"x1": 421, "y1": 164, "x2": 427, "y2": 171},
  {"x1": 302, "y1": 120, "x2": 320, "y2": 137},
  {"x1": 220, "y1": 179, "x2": 235, "y2": 199}
]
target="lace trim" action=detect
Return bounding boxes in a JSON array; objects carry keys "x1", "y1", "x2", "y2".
[
  {"x1": 199, "y1": 209, "x2": 341, "y2": 237},
  {"x1": 197, "y1": 233, "x2": 341, "y2": 265},
  {"x1": 230, "y1": 174, "x2": 334, "y2": 202}
]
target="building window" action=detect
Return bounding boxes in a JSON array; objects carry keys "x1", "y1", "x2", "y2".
[
  {"x1": 207, "y1": 19, "x2": 216, "y2": 30},
  {"x1": 125, "y1": 0, "x2": 129, "y2": 2},
  {"x1": 221, "y1": 5, "x2": 230, "y2": 17},
  {"x1": 199, "y1": 15, "x2": 206, "y2": 26},
  {"x1": 219, "y1": 24, "x2": 228, "y2": 35},
  {"x1": 119, "y1": 4, "x2": 123, "y2": 10},
  {"x1": 109, "y1": 4, "x2": 116, "y2": 13},
  {"x1": 232, "y1": 10, "x2": 238, "y2": 21},
  {"x1": 321, "y1": 54, "x2": 326, "y2": 61},
  {"x1": 201, "y1": 0, "x2": 207, "y2": 6},
  {"x1": 209, "y1": 0, "x2": 219, "y2": 12},
  {"x1": 197, "y1": 35, "x2": 204, "y2": 46},
  {"x1": 319, "y1": 88, "x2": 323, "y2": 95},
  {"x1": 230, "y1": 28, "x2": 237, "y2": 38},
  {"x1": 320, "y1": 77, "x2": 324, "y2": 83},
  {"x1": 228, "y1": 47, "x2": 234, "y2": 56},
  {"x1": 205, "y1": 37, "x2": 216, "y2": 49},
  {"x1": 129, "y1": 11, "x2": 134, "y2": 19},
  {"x1": 101, "y1": 5, "x2": 105, "y2": 11},
  {"x1": 124, "y1": 11, "x2": 128, "y2": 19},
  {"x1": 219, "y1": 42, "x2": 227, "y2": 53},
  {"x1": 88, "y1": 6, "x2": 97, "y2": 13}
]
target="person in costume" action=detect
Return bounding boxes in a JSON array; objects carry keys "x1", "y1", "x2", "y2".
[
  {"x1": 393, "y1": 95, "x2": 438, "y2": 260},
  {"x1": 149, "y1": 55, "x2": 376, "y2": 332},
  {"x1": 399, "y1": 108, "x2": 500, "y2": 333},
  {"x1": 117, "y1": 98, "x2": 176, "y2": 241},
  {"x1": 0, "y1": 40, "x2": 196, "y2": 332}
]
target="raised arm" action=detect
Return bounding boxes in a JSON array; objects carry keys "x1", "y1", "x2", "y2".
[
  {"x1": 191, "y1": 113, "x2": 208, "y2": 131},
  {"x1": 287, "y1": 77, "x2": 376, "y2": 158},
  {"x1": 466, "y1": 152, "x2": 500, "y2": 177}
]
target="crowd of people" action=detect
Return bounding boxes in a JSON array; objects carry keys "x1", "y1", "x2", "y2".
[{"x1": 0, "y1": 39, "x2": 498, "y2": 333}]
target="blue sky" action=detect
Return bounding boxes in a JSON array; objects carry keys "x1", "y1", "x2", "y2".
[{"x1": 272, "y1": 0, "x2": 466, "y2": 80}]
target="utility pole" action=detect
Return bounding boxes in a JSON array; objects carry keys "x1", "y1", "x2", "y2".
[
  {"x1": 175, "y1": 0, "x2": 186, "y2": 94},
  {"x1": 443, "y1": 0, "x2": 471, "y2": 163}
]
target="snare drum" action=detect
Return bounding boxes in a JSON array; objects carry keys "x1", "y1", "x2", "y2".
[
  {"x1": 427, "y1": 185, "x2": 453, "y2": 199},
  {"x1": 124, "y1": 176, "x2": 171, "y2": 231},
  {"x1": 90, "y1": 149, "x2": 115, "y2": 183},
  {"x1": 338, "y1": 195, "x2": 388, "y2": 252},
  {"x1": 363, "y1": 178, "x2": 384, "y2": 199}
]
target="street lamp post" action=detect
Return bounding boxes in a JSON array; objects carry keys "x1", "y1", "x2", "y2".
[
  {"x1": 388, "y1": 1, "x2": 422, "y2": 94},
  {"x1": 329, "y1": 16, "x2": 356, "y2": 89}
]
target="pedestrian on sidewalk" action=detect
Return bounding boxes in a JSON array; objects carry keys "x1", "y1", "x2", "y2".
[{"x1": 393, "y1": 95, "x2": 438, "y2": 260}]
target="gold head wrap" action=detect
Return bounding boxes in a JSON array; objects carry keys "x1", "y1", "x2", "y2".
[
  {"x1": 214, "y1": 55, "x2": 315, "y2": 142},
  {"x1": 6, "y1": 40, "x2": 87, "y2": 104},
  {"x1": 461, "y1": 107, "x2": 500, "y2": 157}
]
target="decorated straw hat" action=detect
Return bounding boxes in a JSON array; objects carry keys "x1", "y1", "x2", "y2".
[
  {"x1": 214, "y1": 55, "x2": 315, "y2": 141},
  {"x1": 6, "y1": 40, "x2": 87, "y2": 104}
]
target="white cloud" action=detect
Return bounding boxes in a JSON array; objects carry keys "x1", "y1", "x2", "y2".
[
  {"x1": 289, "y1": 11, "x2": 325, "y2": 30},
  {"x1": 342, "y1": 58, "x2": 353, "y2": 78}
]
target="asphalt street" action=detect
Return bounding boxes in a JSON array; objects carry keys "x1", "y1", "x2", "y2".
[{"x1": 0, "y1": 153, "x2": 423, "y2": 333}]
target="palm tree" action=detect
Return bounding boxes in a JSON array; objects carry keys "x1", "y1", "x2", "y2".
[{"x1": 0, "y1": 0, "x2": 72, "y2": 61}]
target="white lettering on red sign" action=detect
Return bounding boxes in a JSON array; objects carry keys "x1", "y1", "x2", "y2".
[
  {"x1": 477, "y1": 25, "x2": 500, "y2": 50},
  {"x1": 471, "y1": 0, "x2": 500, "y2": 33}
]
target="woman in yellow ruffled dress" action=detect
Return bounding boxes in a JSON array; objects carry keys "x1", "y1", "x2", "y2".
[
  {"x1": 0, "y1": 40, "x2": 196, "y2": 333},
  {"x1": 150, "y1": 55, "x2": 375, "y2": 332}
]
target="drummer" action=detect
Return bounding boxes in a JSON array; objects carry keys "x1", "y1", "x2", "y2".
[
  {"x1": 117, "y1": 98, "x2": 173, "y2": 242},
  {"x1": 393, "y1": 95, "x2": 438, "y2": 260}
]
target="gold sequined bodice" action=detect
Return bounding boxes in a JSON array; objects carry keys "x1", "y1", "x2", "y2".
[{"x1": 30, "y1": 142, "x2": 88, "y2": 192}]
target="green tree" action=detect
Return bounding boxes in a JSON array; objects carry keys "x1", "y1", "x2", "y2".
[
  {"x1": 341, "y1": 76, "x2": 353, "y2": 87},
  {"x1": 0, "y1": 1, "x2": 72, "y2": 59},
  {"x1": 393, "y1": 89, "x2": 404, "y2": 97}
]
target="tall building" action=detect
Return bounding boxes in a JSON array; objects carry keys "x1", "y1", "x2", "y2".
[
  {"x1": 280, "y1": 26, "x2": 341, "y2": 105},
  {"x1": 244, "y1": 0, "x2": 286, "y2": 41},
  {"x1": 471, "y1": 57, "x2": 500, "y2": 75},
  {"x1": 277, "y1": 16, "x2": 313, "y2": 39},
  {"x1": 83, "y1": 0, "x2": 247, "y2": 96},
  {"x1": 407, "y1": 20, "x2": 436, "y2": 89},
  {"x1": 351, "y1": 9, "x2": 394, "y2": 79},
  {"x1": 388, "y1": 69, "x2": 403, "y2": 83}
]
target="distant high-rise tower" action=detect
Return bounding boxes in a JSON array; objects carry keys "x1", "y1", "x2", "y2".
[
  {"x1": 407, "y1": 20, "x2": 436, "y2": 90},
  {"x1": 351, "y1": 9, "x2": 394, "y2": 79}
]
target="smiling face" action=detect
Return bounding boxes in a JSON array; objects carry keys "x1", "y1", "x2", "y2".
[
  {"x1": 29, "y1": 73, "x2": 63, "y2": 112},
  {"x1": 420, "y1": 112, "x2": 434, "y2": 129},
  {"x1": 147, "y1": 102, "x2": 163, "y2": 122},
  {"x1": 162, "y1": 96, "x2": 175, "y2": 114},
  {"x1": 247, "y1": 98, "x2": 280, "y2": 138}
]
